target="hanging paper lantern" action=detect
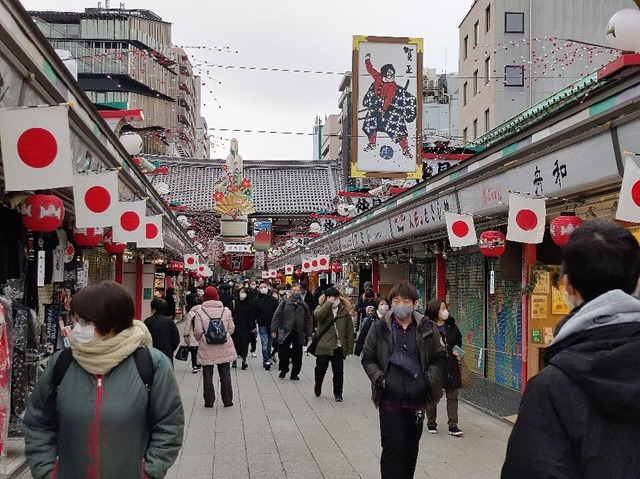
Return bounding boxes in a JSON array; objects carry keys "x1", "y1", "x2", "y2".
[
  {"x1": 309, "y1": 222, "x2": 322, "y2": 235},
  {"x1": 73, "y1": 227, "x2": 104, "y2": 247},
  {"x1": 103, "y1": 229, "x2": 127, "y2": 254},
  {"x1": 119, "y1": 133, "x2": 144, "y2": 156},
  {"x1": 606, "y1": 9, "x2": 640, "y2": 53},
  {"x1": 219, "y1": 254, "x2": 255, "y2": 272},
  {"x1": 167, "y1": 260, "x2": 185, "y2": 272},
  {"x1": 294, "y1": 268, "x2": 303, "y2": 278},
  {"x1": 478, "y1": 230, "x2": 507, "y2": 257},
  {"x1": 550, "y1": 214, "x2": 583, "y2": 247},
  {"x1": 331, "y1": 262, "x2": 343, "y2": 274},
  {"x1": 21, "y1": 195, "x2": 65, "y2": 232}
]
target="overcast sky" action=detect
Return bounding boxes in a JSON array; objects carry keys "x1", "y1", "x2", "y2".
[{"x1": 22, "y1": 0, "x2": 474, "y2": 160}]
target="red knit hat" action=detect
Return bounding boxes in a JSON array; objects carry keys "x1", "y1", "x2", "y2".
[{"x1": 203, "y1": 286, "x2": 219, "y2": 301}]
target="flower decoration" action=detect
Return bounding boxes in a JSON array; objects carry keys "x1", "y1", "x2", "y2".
[
  {"x1": 213, "y1": 191, "x2": 225, "y2": 202},
  {"x1": 241, "y1": 177, "x2": 252, "y2": 190}
]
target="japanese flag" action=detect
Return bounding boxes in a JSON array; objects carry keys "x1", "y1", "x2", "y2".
[
  {"x1": 310, "y1": 256, "x2": 320, "y2": 271},
  {"x1": 269, "y1": 269, "x2": 277, "y2": 279},
  {"x1": 197, "y1": 264, "x2": 212, "y2": 277},
  {"x1": 184, "y1": 254, "x2": 199, "y2": 270},
  {"x1": 137, "y1": 215, "x2": 164, "y2": 248},
  {"x1": 112, "y1": 201, "x2": 147, "y2": 244},
  {"x1": 507, "y1": 193, "x2": 546, "y2": 244},
  {"x1": 285, "y1": 264, "x2": 294, "y2": 275},
  {"x1": 317, "y1": 255, "x2": 330, "y2": 271},
  {"x1": 73, "y1": 171, "x2": 119, "y2": 227},
  {"x1": 615, "y1": 157, "x2": 640, "y2": 223},
  {"x1": 445, "y1": 212, "x2": 477, "y2": 248},
  {"x1": 261, "y1": 270, "x2": 269, "y2": 279},
  {"x1": 0, "y1": 105, "x2": 73, "y2": 191},
  {"x1": 302, "y1": 258, "x2": 312, "y2": 272}
]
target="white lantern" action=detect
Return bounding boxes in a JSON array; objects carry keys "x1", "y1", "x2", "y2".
[
  {"x1": 155, "y1": 182, "x2": 170, "y2": 196},
  {"x1": 119, "y1": 133, "x2": 144, "y2": 156},
  {"x1": 187, "y1": 230, "x2": 196, "y2": 238},
  {"x1": 337, "y1": 202, "x2": 350, "y2": 216},
  {"x1": 606, "y1": 9, "x2": 640, "y2": 52},
  {"x1": 309, "y1": 222, "x2": 322, "y2": 234}
]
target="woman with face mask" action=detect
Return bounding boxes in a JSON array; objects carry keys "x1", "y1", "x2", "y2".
[
  {"x1": 424, "y1": 299, "x2": 464, "y2": 437},
  {"x1": 230, "y1": 287, "x2": 256, "y2": 370},
  {"x1": 354, "y1": 297, "x2": 389, "y2": 356}
]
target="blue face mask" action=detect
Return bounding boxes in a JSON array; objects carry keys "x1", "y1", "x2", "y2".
[{"x1": 290, "y1": 293, "x2": 302, "y2": 302}]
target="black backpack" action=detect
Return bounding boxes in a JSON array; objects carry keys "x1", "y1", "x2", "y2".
[{"x1": 200, "y1": 309, "x2": 227, "y2": 345}]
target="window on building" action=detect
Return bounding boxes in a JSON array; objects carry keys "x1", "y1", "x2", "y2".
[
  {"x1": 504, "y1": 65, "x2": 525, "y2": 86},
  {"x1": 484, "y1": 57, "x2": 491, "y2": 84},
  {"x1": 474, "y1": 21, "x2": 479, "y2": 46},
  {"x1": 463, "y1": 82, "x2": 468, "y2": 105},
  {"x1": 464, "y1": 35, "x2": 469, "y2": 60},
  {"x1": 473, "y1": 119, "x2": 478, "y2": 139},
  {"x1": 473, "y1": 70, "x2": 478, "y2": 95},
  {"x1": 505, "y1": 12, "x2": 525, "y2": 33},
  {"x1": 485, "y1": 5, "x2": 491, "y2": 32},
  {"x1": 463, "y1": 128, "x2": 468, "y2": 144},
  {"x1": 484, "y1": 108, "x2": 490, "y2": 133}
]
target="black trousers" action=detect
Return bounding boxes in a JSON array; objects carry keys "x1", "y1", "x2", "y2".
[
  {"x1": 189, "y1": 346, "x2": 198, "y2": 368},
  {"x1": 202, "y1": 363, "x2": 232, "y2": 406},
  {"x1": 314, "y1": 347, "x2": 344, "y2": 396},
  {"x1": 249, "y1": 331, "x2": 257, "y2": 353},
  {"x1": 379, "y1": 404, "x2": 424, "y2": 479},
  {"x1": 279, "y1": 330, "x2": 303, "y2": 376}
]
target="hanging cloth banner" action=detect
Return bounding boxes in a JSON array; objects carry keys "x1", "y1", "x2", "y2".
[
  {"x1": 445, "y1": 212, "x2": 478, "y2": 248},
  {"x1": 302, "y1": 257, "x2": 312, "y2": 273},
  {"x1": 73, "y1": 170, "x2": 120, "y2": 228},
  {"x1": 616, "y1": 157, "x2": 640, "y2": 223},
  {"x1": 137, "y1": 215, "x2": 164, "y2": 248},
  {"x1": 112, "y1": 200, "x2": 147, "y2": 244},
  {"x1": 0, "y1": 105, "x2": 73, "y2": 191},
  {"x1": 285, "y1": 265, "x2": 294, "y2": 275},
  {"x1": 184, "y1": 254, "x2": 199, "y2": 270},
  {"x1": 506, "y1": 193, "x2": 546, "y2": 244}
]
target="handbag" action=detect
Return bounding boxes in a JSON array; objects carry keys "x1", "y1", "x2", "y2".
[
  {"x1": 175, "y1": 345, "x2": 189, "y2": 361},
  {"x1": 307, "y1": 312, "x2": 340, "y2": 357},
  {"x1": 459, "y1": 358, "x2": 474, "y2": 389}
]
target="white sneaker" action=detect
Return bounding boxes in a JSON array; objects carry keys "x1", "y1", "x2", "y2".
[
  {"x1": 251, "y1": 352, "x2": 257, "y2": 358},
  {"x1": 303, "y1": 346, "x2": 308, "y2": 352}
]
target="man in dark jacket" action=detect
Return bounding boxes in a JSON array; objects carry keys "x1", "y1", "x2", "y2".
[
  {"x1": 502, "y1": 219, "x2": 640, "y2": 478},
  {"x1": 361, "y1": 280, "x2": 446, "y2": 479},
  {"x1": 300, "y1": 281, "x2": 317, "y2": 312},
  {"x1": 271, "y1": 284, "x2": 313, "y2": 380},
  {"x1": 144, "y1": 298, "x2": 181, "y2": 365},
  {"x1": 356, "y1": 281, "x2": 378, "y2": 331},
  {"x1": 253, "y1": 281, "x2": 279, "y2": 370}
]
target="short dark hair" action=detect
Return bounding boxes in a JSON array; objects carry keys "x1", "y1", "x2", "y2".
[
  {"x1": 388, "y1": 281, "x2": 419, "y2": 302},
  {"x1": 71, "y1": 281, "x2": 135, "y2": 335},
  {"x1": 425, "y1": 298, "x2": 445, "y2": 321},
  {"x1": 381, "y1": 64, "x2": 395, "y2": 77},
  {"x1": 166, "y1": 287, "x2": 175, "y2": 296},
  {"x1": 325, "y1": 287, "x2": 340, "y2": 298},
  {"x1": 375, "y1": 296, "x2": 389, "y2": 308},
  {"x1": 151, "y1": 297, "x2": 167, "y2": 314},
  {"x1": 562, "y1": 219, "x2": 640, "y2": 302}
]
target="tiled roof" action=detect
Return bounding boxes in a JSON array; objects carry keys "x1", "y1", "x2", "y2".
[{"x1": 144, "y1": 156, "x2": 343, "y2": 215}]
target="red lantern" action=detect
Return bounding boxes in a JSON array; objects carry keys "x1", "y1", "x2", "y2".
[
  {"x1": 550, "y1": 213, "x2": 583, "y2": 247},
  {"x1": 219, "y1": 254, "x2": 255, "y2": 272},
  {"x1": 103, "y1": 230, "x2": 127, "y2": 255},
  {"x1": 294, "y1": 268, "x2": 303, "y2": 278},
  {"x1": 167, "y1": 260, "x2": 185, "y2": 272},
  {"x1": 331, "y1": 262, "x2": 343, "y2": 274},
  {"x1": 21, "y1": 195, "x2": 64, "y2": 232},
  {"x1": 479, "y1": 230, "x2": 507, "y2": 257},
  {"x1": 73, "y1": 227, "x2": 104, "y2": 247}
]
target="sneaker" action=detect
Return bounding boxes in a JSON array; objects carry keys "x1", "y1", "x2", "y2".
[
  {"x1": 427, "y1": 425, "x2": 438, "y2": 434},
  {"x1": 192, "y1": 367, "x2": 199, "y2": 374},
  {"x1": 335, "y1": 396, "x2": 343, "y2": 402},
  {"x1": 263, "y1": 361, "x2": 271, "y2": 371},
  {"x1": 363, "y1": 143, "x2": 376, "y2": 152},
  {"x1": 314, "y1": 384, "x2": 321, "y2": 397},
  {"x1": 232, "y1": 360, "x2": 237, "y2": 368},
  {"x1": 279, "y1": 370, "x2": 287, "y2": 379},
  {"x1": 448, "y1": 426, "x2": 464, "y2": 437},
  {"x1": 251, "y1": 352, "x2": 257, "y2": 358},
  {"x1": 290, "y1": 375, "x2": 300, "y2": 381},
  {"x1": 270, "y1": 354, "x2": 278, "y2": 364}
]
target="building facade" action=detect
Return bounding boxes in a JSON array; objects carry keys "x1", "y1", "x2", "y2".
[{"x1": 423, "y1": 70, "x2": 460, "y2": 146}]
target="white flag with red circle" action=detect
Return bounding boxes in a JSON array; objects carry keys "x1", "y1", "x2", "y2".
[
  {"x1": 112, "y1": 201, "x2": 147, "y2": 244},
  {"x1": 261, "y1": 270, "x2": 269, "y2": 279},
  {"x1": 615, "y1": 157, "x2": 640, "y2": 223},
  {"x1": 285, "y1": 264, "x2": 294, "y2": 275},
  {"x1": 268, "y1": 269, "x2": 277, "y2": 278},
  {"x1": 137, "y1": 215, "x2": 164, "y2": 248},
  {"x1": 310, "y1": 256, "x2": 320, "y2": 271},
  {"x1": 302, "y1": 257, "x2": 312, "y2": 272},
  {"x1": 73, "y1": 171, "x2": 119, "y2": 227},
  {"x1": 317, "y1": 255, "x2": 330, "y2": 271},
  {"x1": 184, "y1": 254, "x2": 199, "y2": 270},
  {"x1": 445, "y1": 212, "x2": 477, "y2": 248},
  {"x1": 507, "y1": 193, "x2": 546, "y2": 244},
  {"x1": 0, "y1": 105, "x2": 73, "y2": 191}
]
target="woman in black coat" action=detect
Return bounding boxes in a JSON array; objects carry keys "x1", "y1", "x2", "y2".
[
  {"x1": 425, "y1": 298, "x2": 464, "y2": 437},
  {"x1": 231, "y1": 287, "x2": 256, "y2": 370},
  {"x1": 354, "y1": 297, "x2": 389, "y2": 356}
]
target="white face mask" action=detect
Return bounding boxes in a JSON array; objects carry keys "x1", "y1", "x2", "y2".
[
  {"x1": 378, "y1": 304, "x2": 390, "y2": 315},
  {"x1": 259, "y1": 287, "x2": 268, "y2": 295},
  {"x1": 439, "y1": 310, "x2": 449, "y2": 321},
  {"x1": 239, "y1": 292, "x2": 248, "y2": 300},
  {"x1": 72, "y1": 322, "x2": 97, "y2": 344},
  {"x1": 250, "y1": 284, "x2": 257, "y2": 289}
]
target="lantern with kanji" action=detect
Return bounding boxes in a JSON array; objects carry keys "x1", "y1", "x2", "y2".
[
  {"x1": 294, "y1": 268, "x2": 303, "y2": 278},
  {"x1": 103, "y1": 229, "x2": 127, "y2": 255},
  {"x1": 550, "y1": 213, "x2": 583, "y2": 247},
  {"x1": 331, "y1": 262, "x2": 343, "y2": 274},
  {"x1": 73, "y1": 227, "x2": 104, "y2": 247},
  {"x1": 479, "y1": 230, "x2": 507, "y2": 257},
  {"x1": 167, "y1": 261, "x2": 185, "y2": 272},
  {"x1": 219, "y1": 254, "x2": 255, "y2": 272},
  {"x1": 21, "y1": 194, "x2": 64, "y2": 232}
]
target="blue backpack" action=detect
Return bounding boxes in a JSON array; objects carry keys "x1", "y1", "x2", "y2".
[{"x1": 201, "y1": 309, "x2": 227, "y2": 345}]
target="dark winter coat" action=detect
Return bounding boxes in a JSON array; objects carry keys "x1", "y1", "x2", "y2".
[
  {"x1": 144, "y1": 313, "x2": 180, "y2": 362},
  {"x1": 502, "y1": 290, "x2": 640, "y2": 479},
  {"x1": 253, "y1": 293, "x2": 279, "y2": 328},
  {"x1": 313, "y1": 301, "x2": 354, "y2": 358},
  {"x1": 432, "y1": 316, "x2": 462, "y2": 390},
  {"x1": 302, "y1": 291, "x2": 317, "y2": 312},
  {"x1": 361, "y1": 311, "x2": 447, "y2": 407},
  {"x1": 355, "y1": 312, "x2": 381, "y2": 356},
  {"x1": 271, "y1": 298, "x2": 313, "y2": 345},
  {"x1": 164, "y1": 294, "x2": 176, "y2": 318},
  {"x1": 231, "y1": 298, "x2": 255, "y2": 358},
  {"x1": 219, "y1": 292, "x2": 235, "y2": 313}
]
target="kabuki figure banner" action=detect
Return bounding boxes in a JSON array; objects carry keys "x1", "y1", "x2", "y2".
[{"x1": 352, "y1": 36, "x2": 423, "y2": 179}]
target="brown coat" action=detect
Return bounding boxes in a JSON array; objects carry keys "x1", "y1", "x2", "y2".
[{"x1": 193, "y1": 300, "x2": 237, "y2": 365}]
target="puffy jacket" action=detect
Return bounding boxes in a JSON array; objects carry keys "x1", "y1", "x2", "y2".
[
  {"x1": 361, "y1": 311, "x2": 446, "y2": 407},
  {"x1": 313, "y1": 300, "x2": 354, "y2": 358},
  {"x1": 502, "y1": 290, "x2": 640, "y2": 479},
  {"x1": 253, "y1": 293, "x2": 279, "y2": 328},
  {"x1": 23, "y1": 347, "x2": 184, "y2": 479},
  {"x1": 271, "y1": 298, "x2": 313, "y2": 345},
  {"x1": 193, "y1": 301, "x2": 237, "y2": 365}
]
